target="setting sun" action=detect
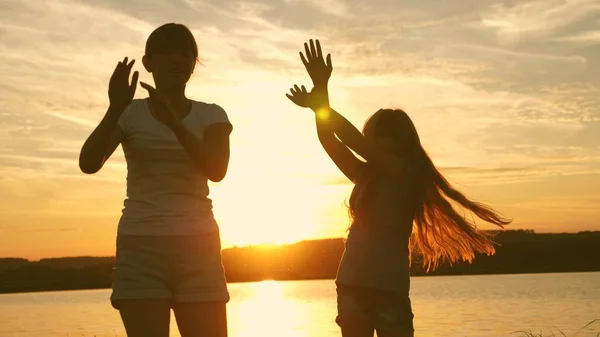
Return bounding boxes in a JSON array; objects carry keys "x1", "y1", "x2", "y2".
[{"x1": 211, "y1": 170, "x2": 352, "y2": 247}]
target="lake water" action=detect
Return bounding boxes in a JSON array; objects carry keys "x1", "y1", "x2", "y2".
[{"x1": 1, "y1": 272, "x2": 599, "y2": 337}]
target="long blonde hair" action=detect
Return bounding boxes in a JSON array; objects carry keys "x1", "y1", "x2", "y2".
[{"x1": 348, "y1": 109, "x2": 511, "y2": 272}]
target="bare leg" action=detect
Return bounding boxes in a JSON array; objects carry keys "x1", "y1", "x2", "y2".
[
  {"x1": 118, "y1": 299, "x2": 171, "y2": 337},
  {"x1": 336, "y1": 286, "x2": 375, "y2": 337},
  {"x1": 340, "y1": 319, "x2": 375, "y2": 337},
  {"x1": 337, "y1": 312, "x2": 374, "y2": 337},
  {"x1": 377, "y1": 330, "x2": 414, "y2": 337},
  {"x1": 173, "y1": 301, "x2": 228, "y2": 337}
]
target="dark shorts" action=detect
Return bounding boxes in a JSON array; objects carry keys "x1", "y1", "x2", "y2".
[
  {"x1": 110, "y1": 233, "x2": 230, "y2": 310},
  {"x1": 336, "y1": 284, "x2": 414, "y2": 335}
]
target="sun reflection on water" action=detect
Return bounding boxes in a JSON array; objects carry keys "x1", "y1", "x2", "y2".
[{"x1": 229, "y1": 280, "x2": 311, "y2": 337}]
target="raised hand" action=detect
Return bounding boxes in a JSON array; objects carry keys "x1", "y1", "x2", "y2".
[
  {"x1": 108, "y1": 57, "x2": 139, "y2": 112},
  {"x1": 140, "y1": 82, "x2": 179, "y2": 128},
  {"x1": 300, "y1": 39, "x2": 333, "y2": 87},
  {"x1": 286, "y1": 84, "x2": 311, "y2": 108},
  {"x1": 286, "y1": 84, "x2": 330, "y2": 111}
]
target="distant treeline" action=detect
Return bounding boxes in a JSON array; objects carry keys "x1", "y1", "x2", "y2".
[{"x1": 1, "y1": 230, "x2": 599, "y2": 294}]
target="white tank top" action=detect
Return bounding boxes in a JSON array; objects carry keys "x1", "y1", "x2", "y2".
[{"x1": 116, "y1": 98, "x2": 231, "y2": 236}]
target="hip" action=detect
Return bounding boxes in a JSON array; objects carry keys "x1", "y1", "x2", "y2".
[
  {"x1": 336, "y1": 248, "x2": 410, "y2": 294},
  {"x1": 117, "y1": 215, "x2": 219, "y2": 236},
  {"x1": 111, "y1": 231, "x2": 229, "y2": 306},
  {"x1": 113, "y1": 232, "x2": 226, "y2": 286},
  {"x1": 115, "y1": 231, "x2": 223, "y2": 255}
]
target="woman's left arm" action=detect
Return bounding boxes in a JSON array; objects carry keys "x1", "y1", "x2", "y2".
[
  {"x1": 140, "y1": 82, "x2": 232, "y2": 182},
  {"x1": 317, "y1": 104, "x2": 406, "y2": 178},
  {"x1": 170, "y1": 121, "x2": 232, "y2": 182}
]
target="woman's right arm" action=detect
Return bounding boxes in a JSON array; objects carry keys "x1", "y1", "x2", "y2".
[
  {"x1": 78, "y1": 105, "x2": 125, "y2": 174},
  {"x1": 290, "y1": 40, "x2": 364, "y2": 182},
  {"x1": 287, "y1": 83, "x2": 364, "y2": 183},
  {"x1": 79, "y1": 57, "x2": 138, "y2": 174},
  {"x1": 311, "y1": 87, "x2": 364, "y2": 182},
  {"x1": 314, "y1": 108, "x2": 365, "y2": 183}
]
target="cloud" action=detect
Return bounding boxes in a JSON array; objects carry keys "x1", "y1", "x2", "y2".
[
  {"x1": 42, "y1": 110, "x2": 99, "y2": 128},
  {"x1": 1, "y1": 0, "x2": 596, "y2": 168},
  {"x1": 298, "y1": 0, "x2": 349, "y2": 17},
  {"x1": 1, "y1": 0, "x2": 600, "y2": 257},
  {"x1": 480, "y1": 0, "x2": 600, "y2": 42},
  {"x1": 572, "y1": 121, "x2": 600, "y2": 148},
  {"x1": 556, "y1": 29, "x2": 600, "y2": 44}
]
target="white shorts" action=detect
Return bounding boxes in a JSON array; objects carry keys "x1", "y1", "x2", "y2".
[{"x1": 110, "y1": 232, "x2": 230, "y2": 309}]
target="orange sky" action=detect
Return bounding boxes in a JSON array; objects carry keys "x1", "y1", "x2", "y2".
[{"x1": 1, "y1": 0, "x2": 599, "y2": 259}]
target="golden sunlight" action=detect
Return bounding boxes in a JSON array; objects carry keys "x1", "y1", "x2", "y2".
[
  {"x1": 210, "y1": 175, "x2": 337, "y2": 247},
  {"x1": 230, "y1": 281, "x2": 308, "y2": 337},
  {"x1": 315, "y1": 107, "x2": 331, "y2": 122}
]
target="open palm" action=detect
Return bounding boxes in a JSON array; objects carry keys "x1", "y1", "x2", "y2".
[
  {"x1": 300, "y1": 39, "x2": 332, "y2": 87},
  {"x1": 286, "y1": 85, "x2": 312, "y2": 108},
  {"x1": 286, "y1": 84, "x2": 329, "y2": 111},
  {"x1": 108, "y1": 57, "x2": 138, "y2": 111},
  {"x1": 140, "y1": 82, "x2": 179, "y2": 128}
]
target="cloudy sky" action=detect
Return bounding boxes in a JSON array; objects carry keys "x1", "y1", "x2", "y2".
[{"x1": 0, "y1": 0, "x2": 599, "y2": 259}]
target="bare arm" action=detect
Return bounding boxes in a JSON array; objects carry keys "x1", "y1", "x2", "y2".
[
  {"x1": 78, "y1": 105, "x2": 124, "y2": 174},
  {"x1": 318, "y1": 105, "x2": 406, "y2": 178},
  {"x1": 80, "y1": 57, "x2": 138, "y2": 174},
  {"x1": 314, "y1": 112, "x2": 364, "y2": 183},
  {"x1": 169, "y1": 121, "x2": 232, "y2": 182},
  {"x1": 293, "y1": 39, "x2": 406, "y2": 179},
  {"x1": 287, "y1": 82, "x2": 364, "y2": 182},
  {"x1": 139, "y1": 82, "x2": 232, "y2": 182}
]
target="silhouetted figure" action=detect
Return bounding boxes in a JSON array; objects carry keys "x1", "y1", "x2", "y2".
[
  {"x1": 79, "y1": 23, "x2": 232, "y2": 337},
  {"x1": 286, "y1": 39, "x2": 511, "y2": 337}
]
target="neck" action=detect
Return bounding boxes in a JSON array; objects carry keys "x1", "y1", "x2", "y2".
[{"x1": 156, "y1": 83, "x2": 188, "y2": 107}]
